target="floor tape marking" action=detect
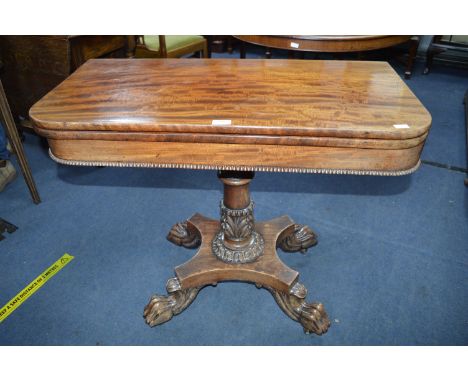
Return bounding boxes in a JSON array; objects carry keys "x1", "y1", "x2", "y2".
[{"x1": 0, "y1": 253, "x2": 74, "y2": 323}]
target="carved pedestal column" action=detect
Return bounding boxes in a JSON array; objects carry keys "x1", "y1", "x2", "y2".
[
  {"x1": 145, "y1": 171, "x2": 330, "y2": 335},
  {"x1": 212, "y1": 171, "x2": 264, "y2": 264}
]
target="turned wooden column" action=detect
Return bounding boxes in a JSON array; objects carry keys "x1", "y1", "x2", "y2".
[
  {"x1": 212, "y1": 171, "x2": 264, "y2": 264},
  {"x1": 221, "y1": 170, "x2": 252, "y2": 210}
]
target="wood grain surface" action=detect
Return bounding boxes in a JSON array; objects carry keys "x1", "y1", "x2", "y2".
[
  {"x1": 30, "y1": 59, "x2": 431, "y2": 140},
  {"x1": 30, "y1": 58, "x2": 431, "y2": 172},
  {"x1": 48, "y1": 139, "x2": 424, "y2": 172},
  {"x1": 175, "y1": 214, "x2": 299, "y2": 292},
  {"x1": 234, "y1": 35, "x2": 412, "y2": 53}
]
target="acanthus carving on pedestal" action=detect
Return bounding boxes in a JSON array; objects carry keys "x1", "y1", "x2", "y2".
[
  {"x1": 212, "y1": 230, "x2": 264, "y2": 264},
  {"x1": 220, "y1": 200, "x2": 255, "y2": 241},
  {"x1": 212, "y1": 200, "x2": 264, "y2": 264}
]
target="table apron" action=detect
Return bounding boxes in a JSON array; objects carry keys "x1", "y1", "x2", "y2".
[{"x1": 48, "y1": 138, "x2": 424, "y2": 175}]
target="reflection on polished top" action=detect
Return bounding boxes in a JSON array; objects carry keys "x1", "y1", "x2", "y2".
[{"x1": 30, "y1": 59, "x2": 431, "y2": 141}]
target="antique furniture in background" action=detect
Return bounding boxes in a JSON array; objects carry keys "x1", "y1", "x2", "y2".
[
  {"x1": 131, "y1": 36, "x2": 208, "y2": 58},
  {"x1": 235, "y1": 35, "x2": 419, "y2": 78},
  {"x1": 0, "y1": 35, "x2": 130, "y2": 131},
  {"x1": 204, "y1": 35, "x2": 235, "y2": 54},
  {"x1": 0, "y1": 63, "x2": 40, "y2": 204},
  {"x1": 424, "y1": 35, "x2": 468, "y2": 74},
  {"x1": 30, "y1": 59, "x2": 431, "y2": 334}
]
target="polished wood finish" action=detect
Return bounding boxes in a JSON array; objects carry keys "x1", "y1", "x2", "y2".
[
  {"x1": 220, "y1": 171, "x2": 252, "y2": 209},
  {"x1": 235, "y1": 35, "x2": 419, "y2": 78},
  {"x1": 0, "y1": 35, "x2": 129, "y2": 129},
  {"x1": 30, "y1": 59, "x2": 431, "y2": 173},
  {"x1": 35, "y1": 127, "x2": 428, "y2": 149},
  {"x1": 235, "y1": 35, "x2": 412, "y2": 53},
  {"x1": 0, "y1": 78, "x2": 40, "y2": 204},
  {"x1": 30, "y1": 59, "x2": 430, "y2": 139},
  {"x1": 144, "y1": 173, "x2": 330, "y2": 334},
  {"x1": 47, "y1": 139, "x2": 425, "y2": 172},
  {"x1": 174, "y1": 214, "x2": 298, "y2": 291},
  {"x1": 405, "y1": 36, "x2": 420, "y2": 79},
  {"x1": 31, "y1": 57, "x2": 431, "y2": 334},
  {"x1": 212, "y1": 171, "x2": 263, "y2": 263}
]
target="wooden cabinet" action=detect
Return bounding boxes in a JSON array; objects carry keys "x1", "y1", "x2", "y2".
[{"x1": 0, "y1": 35, "x2": 130, "y2": 129}]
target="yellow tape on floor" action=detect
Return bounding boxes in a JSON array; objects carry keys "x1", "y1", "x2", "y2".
[{"x1": 0, "y1": 253, "x2": 74, "y2": 323}]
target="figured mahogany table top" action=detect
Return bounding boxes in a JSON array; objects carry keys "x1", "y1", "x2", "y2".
[{"x1": 30, "y1": 59, "x2": 432, "y2": 175}]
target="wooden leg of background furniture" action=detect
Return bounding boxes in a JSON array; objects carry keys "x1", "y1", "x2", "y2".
[
  {"x1": 167, "y1": 221, "x2": 201, "y2": 249},
  {"x1": 405, "y1": 36, "x2": 420, "y2": 79},
  {"x1": 269, "y1": 282, "x2": 330, "y2": 335},
  {"x1": 240, "y1": 41, "x2": 246, "y2": 58},
  {"x1": 143, "y1": 277, "x2": 200, "y2": 327},
  {"x1": 278, "y1": 224, "x2": 318, "y2": 254},
  {"x1": 0, "y1": 79, "x2": 41, "y2": 204}
]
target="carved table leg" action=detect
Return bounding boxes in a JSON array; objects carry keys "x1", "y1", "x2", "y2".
[
  {"x1": 278, "y1": 224, "x2": 318, "y2": 253},
  {"x1": 269, "y1": 282, "x2": 330, "y2": 334},
  {"x1": 167, "y1": 221, "x2": 201, "y2": 249},
  {"x1": 144, "y1": 277, "x2": 200, "y2": 327}
]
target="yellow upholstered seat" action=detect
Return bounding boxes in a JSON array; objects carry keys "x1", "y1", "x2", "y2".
[
  {"x1": 144, "y1": 35, "x2": 205, "y2": 52},
  {"x1": 134, "y1": 35, "x2": 208, "y2": 58}
]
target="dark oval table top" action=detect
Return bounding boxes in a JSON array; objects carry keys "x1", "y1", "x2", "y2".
[{"x1": 234, "y1": 35, "x2": 412, "y2": 53}]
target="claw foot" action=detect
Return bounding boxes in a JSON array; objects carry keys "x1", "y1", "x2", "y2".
[
  {"x1": 144, "y1": 277, "x2": 200, "y2": 327},
  {"x1": 167, "y1": 221, "x2": 201, "y2": 249},
  {"x1": 278, "y1": 224, "x2": 317, "y2": 253},
  {"x1": 270, "y1": 282, "x2": 330, "y2": 335}
]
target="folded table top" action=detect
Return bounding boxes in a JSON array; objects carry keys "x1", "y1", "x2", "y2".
[{"x1": 30, "y1": 59, "x2": 432, "y2": 175}]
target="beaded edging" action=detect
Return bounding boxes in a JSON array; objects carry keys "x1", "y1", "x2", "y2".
[{"x1": 49, "y1": 149, "x2": 420, "y2": 176}]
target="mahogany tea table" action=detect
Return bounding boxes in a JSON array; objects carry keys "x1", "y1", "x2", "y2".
[{"x1": 30, "y1": 59, "x2": 431, "y2": 335}]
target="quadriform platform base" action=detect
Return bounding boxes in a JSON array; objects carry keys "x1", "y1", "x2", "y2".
[
  {"x1": 31, "y1": 59, "x2": 432, "y2": 335},
  {"x1": 143, "y1": 171, "x2": 330, "y2": 334}
]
